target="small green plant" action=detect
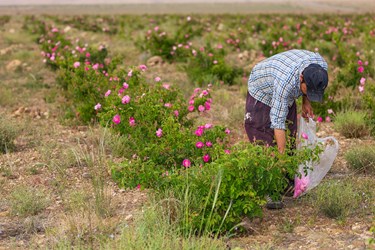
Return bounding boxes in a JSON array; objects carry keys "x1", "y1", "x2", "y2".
[
  {"x1": 345, "y1": 145, "x2": 375, "y2": 174},
  {"x1": 0, "y1": 116, "x2": 18, "y2": 153},
  {"x1": 10, "y1": 185, "x2": 50, "y2": 217},
  {"x1": 71, "y1": 130, "x2": 114, "y2": 218},
  {"x1": 27, "y1": 163, "x2": 44, "y2": 175},
  {"x1": 0, "y1": 15, "x2": 11, "y2": 26},
  {"x1": 279, "y1": 218, "x2": 296, "y2": 233},
  {"x1": 334, "y1": 110, "x2": 369, "y2": 138},
  {"x1": 370, "y1": 225, "x2": 375, "y2": 244},
  {"x1": 110, "y1": 198, "x2": 227, "y2": 250},
  {"x1": 0, "y1": 88, "x2": 16, "y2": 107},
  {"x1": 311, "y1": 180, "x2": 360, "y2": 220},
  {"x1": 64, "y1": 190, "x2": 90, "y2": 212}
]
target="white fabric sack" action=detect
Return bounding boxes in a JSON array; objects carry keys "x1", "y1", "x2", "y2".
[{"x1": 293, "y1": 117, "x2": 339, "y2": 198}]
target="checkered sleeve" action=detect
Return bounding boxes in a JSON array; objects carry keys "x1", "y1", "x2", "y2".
[{"x1": 270, "y1": 80, "x2": 292, "y2": 130}]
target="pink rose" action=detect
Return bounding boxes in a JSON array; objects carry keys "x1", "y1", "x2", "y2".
[
  {"x1": 156, "y1": 128, "x2": 163, "y2": 137},
  {"x1": 92, "y1": 63, "x2": 99, "y2": 70},
  {"x1": 162, "y1": 84, "x2": 170, "y2": 89},
  {"x1": 360, "y1": 77, "x2": 366, "y2": 85},
  {"x1": 204, "y1": 123, "x2": 212, "y2": 129},
  {"x1": 122, "y1": 95, "x2": 131, "y2": 104},
  {"x1": 293, "y1": 175, "x2": 309, "y2": 198},
  {"x1": 182, "y1": 159, "x2": 191, "y2": 168},
  {"x1": 195, "y1": 128, "x2": 203, "y2": 136},
  {"x1": 301, "y1": 133, "x2": 308, "y2": 140},
  {"x1": 113, "y1": 114, "x2": 121, "y2": 124},
  {"x1": 203, "y1": 154, "x2": 210, "y2": 163},
  {"x1": 94, "y1": 103, "x2": 101, "y2": 110},
  {"x1": 139, "y1": 64, "x2": 148, "y2": 71},
  {"x1": 204, "y1": 102, "x2": 211, "y2": 111},
  {"x1": 118, "y1": 88, "x2": 125, "y2": 95},
  {"x1": 196, "y1": 141, "x2": 204, "y2": 148},
  {"x1": 73, "y1": 61, "x2": 80, "y2": 68},
  {"x1": 129, "y1": 117, "x2": 136, "y2": 127},
  {"x1": 202, "y1": 90, "x2": 209, "y2": 96}
]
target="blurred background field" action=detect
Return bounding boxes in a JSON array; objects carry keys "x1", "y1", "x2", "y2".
[{"x1": 1, "y1": 0, "x2": 375, "y2": 15}]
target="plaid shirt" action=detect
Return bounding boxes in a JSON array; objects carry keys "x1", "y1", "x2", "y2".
[{"x1": 247, "y1": 49, "x2": 328, "y2": 130}]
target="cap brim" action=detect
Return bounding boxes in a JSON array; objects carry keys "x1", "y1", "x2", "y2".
[{"x1": 307, "y1": 91, "x2": 324, "y2": 103}]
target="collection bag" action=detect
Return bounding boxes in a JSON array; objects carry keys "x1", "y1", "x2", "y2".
[{"x1": 293, "y1": 117, "x2": 339, "y2": 198}]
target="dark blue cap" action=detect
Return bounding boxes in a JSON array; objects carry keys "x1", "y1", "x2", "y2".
[{"x1": 303, "y1": 64, "x2": 328, "y2": 102}]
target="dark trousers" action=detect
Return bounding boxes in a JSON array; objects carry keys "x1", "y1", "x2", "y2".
[{"x1": 244, "y1": 93, "x2": 297, "y2": 147}]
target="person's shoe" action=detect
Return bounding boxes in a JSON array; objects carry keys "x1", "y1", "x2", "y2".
[
  {"x1": 283, "y1": 178, "x2": 295, "y2": 197},
  {"x1": 283, "y1": 185, "x2": 294, "y2": 197},
  {"x1": 265, "y1": 195, "x2": 284, "y2": 209}
]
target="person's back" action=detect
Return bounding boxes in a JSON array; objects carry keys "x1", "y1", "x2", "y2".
[{"x1": 248, "y1": 49, "x2": 328, "y2": 108}]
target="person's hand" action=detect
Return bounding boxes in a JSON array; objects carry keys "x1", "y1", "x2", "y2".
[{"x1": 302, "y1": 95, "x2": 313, "y2": 118}]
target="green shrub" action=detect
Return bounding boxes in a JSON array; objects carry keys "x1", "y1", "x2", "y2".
[
  {"x1": 113, "y1": 142, "x2": 320, "y2": 233},
  {"x1": 0, "y1": 116, "x2": 18, "y2": 153},
  {"x1": 98, "y1": 68, "x2": 228, "y2": 178},
  {"x1": 10, "y1": 185, "x2": 50, "y2": 217},
  {"x1": 137, "y1": 20, "x2": 203, "y2": 63},
  {"x1": 345, "y1": 146, "x2": 375, "y2": 174},
  {"x1": 184, "y1": 44, "x2": 242, "y2": 85},
  {"x1": 35, "y1": 23, "x2": 116, "y2": 123},
  {"x1": 334, "y1": 110, "x2": 369, "y2": 138},
  {"x1": 311, "y1": 180, "x2": 361, "y2": 220}
]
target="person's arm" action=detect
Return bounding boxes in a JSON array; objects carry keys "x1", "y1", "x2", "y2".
[
  {"x1": 274, "y1": 129, "x2": 286, "y2": 153},
  {"x1": 270, "y1": 83, "x2": 291, "y2": 154},
  {"x1": 302, "y1": 94, "x2": 313, "y2": 118}
]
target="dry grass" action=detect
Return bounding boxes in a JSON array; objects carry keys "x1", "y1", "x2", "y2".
[{"x1": 9, "y1": 185, "x2": 50, "y2": 217}]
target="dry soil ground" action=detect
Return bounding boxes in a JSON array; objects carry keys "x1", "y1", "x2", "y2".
[{"x1": 0, "y1": 6, "x2": 374, "y2": 250}]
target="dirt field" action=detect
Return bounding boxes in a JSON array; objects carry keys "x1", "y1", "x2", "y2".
[{"x1": 0, "y1": 4, "x2": 374, "y2": 250}]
